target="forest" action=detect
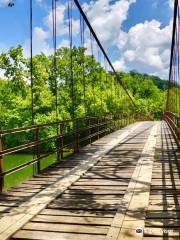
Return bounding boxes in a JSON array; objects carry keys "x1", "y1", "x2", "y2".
[{"x1": 0, "y1": 45, "x2": 167, "y2": 131}]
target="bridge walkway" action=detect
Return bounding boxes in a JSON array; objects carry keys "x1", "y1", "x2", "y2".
[{"x1": 0, "y1": 121, "x2": 179, "y2": 240}]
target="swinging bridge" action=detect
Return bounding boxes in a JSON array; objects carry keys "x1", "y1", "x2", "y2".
[{"x1": 0, "y1": 0, "x2": 180, "y2": 239}]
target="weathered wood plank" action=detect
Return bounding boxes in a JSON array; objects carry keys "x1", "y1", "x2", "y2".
[
  {"x1": 146, "y1": 211, "x2": 180, "y2": 219},
  {"x1": 64, "y1": 189, "x2": 125, "y2": 195},
  {"x1": 23, "y1": 222, "x2": 108, "y2": 234},
  {"x1": 41, "y1": 209, "x2": 115, "y2": 217},
  {"x1": 32, "y1": 215, "x2": 112, "y2": 225},
  {"x1": 12, "y1": 230, "x2": 105, "y2": 240}
]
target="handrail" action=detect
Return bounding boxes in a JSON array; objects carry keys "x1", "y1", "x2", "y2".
[
  {"x1": 0, "y1": 116, "x2": 101, "y2": 135},
  {"x1": 0, "y1": 113, "x2": 140, "y2": 191},
  {"x1": 163, "y1": 111, "x2": 180, "y2": 143}
]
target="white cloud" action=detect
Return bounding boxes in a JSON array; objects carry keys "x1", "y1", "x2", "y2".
[
  {"x1": 83, "y1": 0, "x2": 136, "y2": 46},
  {"x1": 45, "y1": 4, "x2": 68, "y2": 36},
  {"x1": 33, "y1": 27, "x2": 52, "y2": 55},
  {"x1": 168, "y1": 0, "x2": 174, "y2": 9},
  {"x1": 117, "y1": 31, "x2": 128, "y2": 50},
  {"x1": 113, "y1": 59, "x2": 127, "y2": 71},
  {"x1": 117, "y1": 19, "x2": 173, "y2": 78},
  {"x1": 23, "y1": 27, "x2": 52, "y2": 56},
  {"x1": 58, "y1": 39, "x2": 69, "y2": 48},
  {"x1": 124, "y1": 50, "x2": 135, "y2": 61},
  {"x1": 0, "y1": 0, "x2": 9, "y2": 7}
]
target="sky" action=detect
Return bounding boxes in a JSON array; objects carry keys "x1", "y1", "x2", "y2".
[{"x1": 0, "y1": 0, "x2": 174, "y2": 79}]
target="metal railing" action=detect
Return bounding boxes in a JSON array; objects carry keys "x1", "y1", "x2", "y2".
[
  {"x1": 0, "y1": 113, "x2": 143, "y2": 192},
  {"x1": 163, "y1": 111, "x2": 180, "y2": 142}
]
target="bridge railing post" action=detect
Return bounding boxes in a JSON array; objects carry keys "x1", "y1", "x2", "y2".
[
  {"x1": 97, "y1": 117, "x2": 100, "y2": 139},
  {"x1": 88, "y1": 118, "x2": 92, "y2": 144},
  {"x1": 177, "y1": 117, "x2": 180, "y2": 141},
  {"x1": 0, "y1": 135, "x2": 4, "y2": 192},
  {"x1": 74, "y1": 119, "x2": 79, "y2": 153},
  {"x1": 35, "y1": 127, "x2": 40, "y2": 173},
  {"x1": 60, "y1": 123, "x2": 64, "y2": 159}
]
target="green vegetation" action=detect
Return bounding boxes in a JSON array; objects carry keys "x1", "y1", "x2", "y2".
[{"x1": 119, "y1": 71, "x2": 167, "y2": 119}]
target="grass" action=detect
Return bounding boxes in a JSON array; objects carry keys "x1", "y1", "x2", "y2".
[{"x1": 3, "y1": 151, "x2": 71, "y2": 189}]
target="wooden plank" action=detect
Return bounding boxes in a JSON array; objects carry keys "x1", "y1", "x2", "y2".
[
  {"x1": 23, "y1": 222, "x2": 108, "y2": 234},
  {"x1": 146, "y1": 211, "x2": 180, "y2": 219},
  {"x1": 145, "y1": 218, "x2": 180, "y2": 227},
  {"x1": 64, "y1": 190, "x2": 125, "y2": 195},
  {"x1": 41, "y1": 209, "x2": 115, "y2": 217},
  {"x1": 147, "y1": 204, "x2": 180, "y2": 211},
  {"x1": 0, "y1": 206, "x2": 11, "y2": 212},
  {"x1": 151, "y1": 180, "x2": 180, "y2": 185},
  {"x1": 1, "y1": 192, "x2": 34, "y2": 197},
  {"x1": 81, "y1": 175, "x2": 132, "y2": 179},
  {"x1": 69, "y1": 186, "x2": 127, "y2": 190},
  {"x1": 49, "y1": 202, "x2": 119, "y2": 210},
  {"x1": 150, "y1": 190, "x2": 180, "y2": 195},
  {"x1": 150, "y1": 186, "x2": 180, "y2": 190},
  {"x1": 32, "y1": 214, "x2": 112, "y2": 225},
  {"x1": 52, "y1": 198, "x2": 121, "y2": 205},
  {"x1": 8, "y1": 189, "x2": 42, "y2": 194},
  {"x1": 149, "y1": 195, "x2": 180, "y2": 200},
  {"x1": 12, "y1": 230, "x2": 105, "y2": 240},
  {"x1": 148, "y1": 199, "x2": 180, "y2": 205},
  {"x1": 0, "y1": 202, "x2": 18, "y2": 207},
  {"x1": 61, "y1": 194, "x2": 123, "y2": 200},
  {"x1": 74, "y1": 180, "x2": 129, "y2": 186}
]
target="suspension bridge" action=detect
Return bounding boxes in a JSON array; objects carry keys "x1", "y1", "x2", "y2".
[{"x1": 0, "y1": 0, "x2": 180, "y2": 239}]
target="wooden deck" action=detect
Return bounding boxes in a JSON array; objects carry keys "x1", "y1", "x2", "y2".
[{"x1": 0, "y1": 121, "x2": 179, "y2": 240}]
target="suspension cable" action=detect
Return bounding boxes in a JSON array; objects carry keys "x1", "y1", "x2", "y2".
[
  {"x1": 30, "y1": 0, "x2": 34, "y2": 125},
  {"x1": 90, "y1": 31, "x2": 95, "y2": 107},
  {"x1": 98, "y1": 47, "x2": 103, "y2": 112},
  {"x1": 52, "y1": 0, "x2": 58, "y2": 124},
  {"x1": 68, "y1": 0, "x2": 75, "y2": 119},
  {"x1": 80, "y1": 14, "x2": 86, "y2": 114}
]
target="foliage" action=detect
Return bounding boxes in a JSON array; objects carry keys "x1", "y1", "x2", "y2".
[{"x1": 119, "y1": 71, "x2": 167, "y2": 119}]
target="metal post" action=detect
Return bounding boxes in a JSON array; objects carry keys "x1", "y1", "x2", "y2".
[
  {"x1": 60, "y1": 123, "x2": 64, "y2": 159},
  {"x1": 74, "y1": 119, "x2": 79, "y2": 153},
  {"x1": 0, "y1": 136, "x2": 4, "y2": 192},
  {"x1": 97, "y1": 117, "x2": 100, "y2": 139},
  {"x1": 35, "y1": 127, "x2": 40, "y2": 173},
  {"x1": 88, "y1": 118, "x2": 92, "y2": 144}
]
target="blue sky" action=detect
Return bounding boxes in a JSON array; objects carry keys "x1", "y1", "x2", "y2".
[
  {"x1": 123, "y1": 0, "x2": 172, "y2": 30},
  {"x1": 0, "y1": 0, "x2": 174, "y2": 79}
]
